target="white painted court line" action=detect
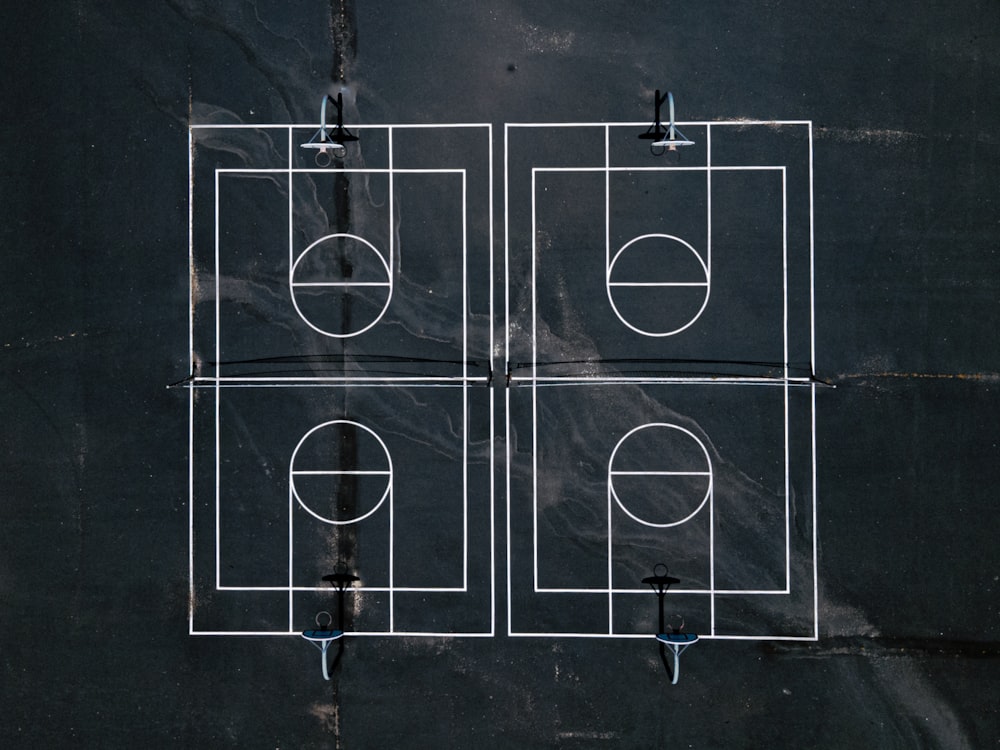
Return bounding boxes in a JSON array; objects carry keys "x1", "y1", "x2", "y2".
[
  {"x1": 190, "y1": 123, "x2": 493, "y2": 130},
  {"x1": 553, "y1": 389, "x2": 803, "y2": 623},
  {"x1": 187, "y1": 383, "x2": 195, "y2": 635},
  {"x1": 190, "y1": 630, "x2": 497, "y2": 637},
  {"x1": 189, "y1": 378, "x2": 489, "y2": 385},
  {"x1": 188, "y1": 628, "x2": 814, "y2": 639},
  {"x1": 219, "y1": 585, "x2": 471, "y2": 593},
  {"x1": 526, "y1": 587, "x2": 789, "y2": 595},
  {"x1": 187, "y1": 127, "x2": 196, "y2": 635},
  {"x1": 511, "y1": 377, "x2": 816, "y2": 386},
  {"x1": 528, "y1": 164, "x2": 784, "y2": 348},
  {"x1": 811, "y1": 382, "x2": 819, "y2": 640},
  {"x1": 207, "y1": 383, "x2": 489, "y2": 634},
  {"x1": 517, "y1": 383, "x2": 805, "y2": 634},
  {"x1": 214, "y1": 166, "x2": 471, "y2": 367},
  {"x1": 533, "y1": 165, "x2": 784, "y2": 172},
  {"x1": 609, "y1": 471, "x2": 711, "y2": 475},
  {"x1": 191, "y1": 120, "x2": 815, "y2": 640},
  {"x1": 608, "y1": 282, "x2": 708, "y2": 288},
  {"x1": 503, "y1": 120, "x2": 813, "y2": 129},
  {"x1": 504, "y1": 632, "x2": 819, "y2": 640},
  {"x1": 503, "y1": 125, "x2": 511, "y2": 383},
  {"x1": 809, "y1": 123, "x2": 816, "y2": 378},
  {"x1": 213, "y1": 167, "x2": 470, "y2": 174}
]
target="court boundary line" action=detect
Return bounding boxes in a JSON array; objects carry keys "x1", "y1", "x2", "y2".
[
  {"x1": 503, "y1": 120, "x2": 817, "y2": 641},
  {"x1": 189, "y1": 123, "x2": 495, "y2": 637},
  {"x1": 188, "y1": 120, "x2": 816, "y2": 641}
]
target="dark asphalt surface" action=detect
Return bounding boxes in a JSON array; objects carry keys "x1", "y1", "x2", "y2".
[{"x1": 3, "y1": 1, "x2": 999, "y2": 746}]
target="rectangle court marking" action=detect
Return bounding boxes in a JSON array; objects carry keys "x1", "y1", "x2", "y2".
[
  {"x1": 507, "y1": 381, "x2": 817, "y2": 640},
  {"x1": 527, "y1": 163, "x2": 788, "y2": 385},
  {"x1": 503, "y1": 120, "x2": 817, "y2": 641},
  {"x1": 189, "y1": 123, "x2": 495, "y2": 637},
  {"x1": 503, "y1": 120, "x2": 815, "y2": 381},
  {"x1": 193, "y1": 121, "x2": 493, "y2": 384},
  {"x1": 526, "y1": 159, "x2": 791, "y2": 603}
]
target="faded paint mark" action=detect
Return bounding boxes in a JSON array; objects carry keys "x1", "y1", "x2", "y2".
[
  {"x1": 329, "y1": 0, "x2": 356, "y2": 83},
  {"x1": 3, "y1": 331, "x2": 88, "y2": 350},
  {"x1": 309, "y1": 701, "x2": 341, "y2": 741},
  {"x1": 164, "y1": 0, "x2": 296, "y2": 117},
  {"x1": 814, "y1": 126, "x2": 924, "y2": 145},
  {"x1": 765, "y1": 635, "x2": 1000, "y2": 659},
  {"x1": 517, "y1": 23, "x2": 575, "y2": 54}
]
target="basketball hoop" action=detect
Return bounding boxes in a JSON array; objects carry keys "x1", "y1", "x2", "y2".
[
  {"x1": 301, "y1": 138, "x2": 346, "y2": 166},
  {"x1": 642, "y1": 563, "x2": 699, "y2": 684},
  {"x1": 655, "y1": 631, "x2": 700, "y2": 684},
  {"x1": 300, "y1": 92, "x2": 358, "y2": 165},
  {"x1": 301, "y1": 611, "x2": 345, "y2": 681},
  {"x1": 649, "y1": 133, "x2": 696, "y2": 157},
  {"x1": 639, "y1": 90, "x2": 694, "y2": 157},
  {"x1": 301, "y1": 564, "x2": 360, "y2": 679}
]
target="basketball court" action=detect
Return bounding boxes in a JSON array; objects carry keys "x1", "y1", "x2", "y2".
[
  {"x1": 188, "y1": 122, "x2": 495, "y2": 636},
  {"x1": 504, "y1": 119, "x2": 816, "y2": 640}
]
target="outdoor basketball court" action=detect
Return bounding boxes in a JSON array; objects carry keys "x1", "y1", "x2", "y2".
[
  {"x1": 187, "y1": 112, "x2": 817, "y2": 642},
  {"x1": 188, "y1": 122, "x2": 495, "y2": 636},
  {"x1": 504, "y1": 120, "x2": 817, "y2": 640}
]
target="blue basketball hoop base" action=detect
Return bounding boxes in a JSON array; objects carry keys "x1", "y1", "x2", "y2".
[
  {"x1": 302, "y1": 629, "x2": 345, "y2": 681},
  {"x1": 301, "y1": 569, "x2": 360, "y2": 679},
  {"x1": 655, "y1": 632, "x2": 699, "y2": 685}
]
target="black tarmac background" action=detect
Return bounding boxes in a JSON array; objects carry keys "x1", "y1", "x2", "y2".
[{"x1": 2, "y1": 1, "x2": 999, "y2": 747}]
